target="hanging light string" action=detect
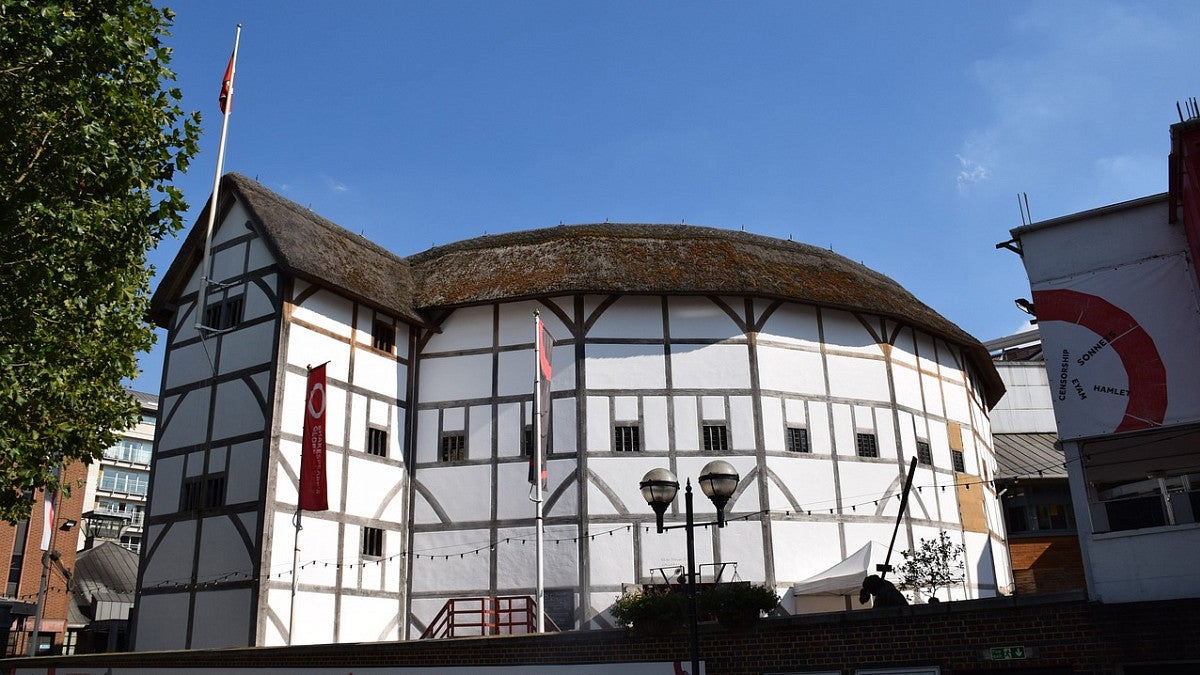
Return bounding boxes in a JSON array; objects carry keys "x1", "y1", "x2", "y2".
[{"x1": 128, "y1": 454, "x2": 1081, "y2": 593}]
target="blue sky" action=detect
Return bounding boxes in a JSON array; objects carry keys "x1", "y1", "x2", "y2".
[{"x1": 133, "y1": 0, "x2": 1200, "y2": 392}]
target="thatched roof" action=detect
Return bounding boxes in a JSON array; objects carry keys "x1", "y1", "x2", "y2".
[{"x1": 151, "y1": 174, "x2": 1004, "y2": 406}]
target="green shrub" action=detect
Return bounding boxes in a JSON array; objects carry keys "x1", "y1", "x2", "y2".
[
  {"x1": 610, "y1": 588, "x2": 687, "y2": 632},
  {"x1": 697, "y1": 582, "x2": 779, "y2": 619}
]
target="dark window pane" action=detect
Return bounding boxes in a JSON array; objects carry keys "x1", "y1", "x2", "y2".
[
  {"x1": 856, "y1": 433, "x2": 878, "y2": 458},
  {"x1": 951, "y1": 449, "x2": 965, "y2": 473},
  {"x1": 786, "y1": 427, "x2": 810, "y2": 453},
  {"x1": 916, "y1": 441, "x2": 932, "y2": 465},
  {"x1": 615, "y1": 426, "x2": 641, "y2": 452}
]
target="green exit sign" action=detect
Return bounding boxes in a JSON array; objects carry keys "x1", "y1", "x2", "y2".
[{"x1": 989, "y1": 646, "x2": 1028, "y2": 660}]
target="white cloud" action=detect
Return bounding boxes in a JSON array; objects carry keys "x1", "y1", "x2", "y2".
[{"x1": 955, "y1": 154, "x2": 991, "y2": 194}]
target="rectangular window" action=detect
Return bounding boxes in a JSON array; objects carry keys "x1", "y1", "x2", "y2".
[
  {"x1": 204, "y1": 295, "x2": 244, "y2": 331},
  {"x1": 367, "y1": 428, "x2": 388, "y2": 457},
  {"x1": 372, "y1": 321, "x2": 395, "y2": 353},
  {"x1": 440, "y1": 433, "x2": 466, "y2": 462},
  {"x1": 181, "y1": 477, "x2": 202, "y2": 511},
  {"x1": 614, "y1": 425, "x2": 641, "y2": 452},
  {"x1": 7, "y1": 519, "x2": 28, "y2": 597},
  {"x1": 785, "y1": 427, "x2": 810, "y2": 453},
  {"x1": 522, "y1": 426, "x2": 533, "y2": 457},
  {"x1": 702, "y1": 424, "x2": 728, "y2": 452},
  {"x1": 856, "y1": 433, "x2": 878, "y2": 458},
  {"x1": 361, "y1": 527, "x2": 384, "y2": 557},
  {"x1": 204, "y1": 474, "x2": 226, "y2": 508},
  {"x1": 916, "y1": 440, "x2": 932, "y2": 466},
  {"x1": 100, "y1": 468, "x2": 148, "y2": 495},
  {"x1": 951, "y1": 449, "x2": 966, "y2": 472}
]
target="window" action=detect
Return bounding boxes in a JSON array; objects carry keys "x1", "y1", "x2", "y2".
[
  {"x1": 203, "y1": 295, "x2": 244, "y2": 331},
  {"x1": 702, "y1": 424, "x2": 728, "y2": 452},
  {"x1": 120, "y1": 534, "x2": 142, "y2": 554},
  {"x1": 786, "y1": 427, "x2": 810, "y2": 453},
  {"x1": 103, "y1": 439, "x2": 152, "y2": 464},
  {"x1": 951, "y1": 449, "x2": 965, "y2": 473},
  {"x1": 181, "y1": 473, "x2": 225, "y2": 511},
  {"x1": 916, "y1": 440, "x2": 932, "y2": 466},
  {"x1": 614, "y1": 425, "x2": 641, "y2": 452},
  {"x1": 441, "y1": 433, "x2": 465, "y2": 462},
  {"x1": 362, "y1": 527, "x2": 384, "y2": 557},
  {"x1": 522, "y1": 426, "x2": 533, "y2": 457},
  {"x1": 372, "y1": 321, "x2": 395, "y2": 353},
  {"x1": 100, "y1": 468, "x2": 148, "y2": 495},
  {"x1": 366, "y1": 428, "x2": 388, "y2": 457},
  {"x1": 7, "y1": 519, "x2": 28, "y2": 596},
  {"x1": 856, "y1": 433, "x2": 878, "y2": 458}
]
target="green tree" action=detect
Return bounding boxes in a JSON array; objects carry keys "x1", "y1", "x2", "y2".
[
  {"x1": 898, "y1": 531, "x2": 966, "y2": 602},
  {"x1": 0, "y1": 0, "x2": 200, "y2": 522}
]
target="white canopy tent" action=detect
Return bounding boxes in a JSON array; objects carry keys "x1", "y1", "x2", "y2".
[{"x1": 791, "y1": 541, "x2": 894, "y2": 612}]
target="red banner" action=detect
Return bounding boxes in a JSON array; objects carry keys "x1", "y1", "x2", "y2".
[
  {"x1": 218, "y1": 51, "x2": 235, "y2": 113},
  {"x1": 300, "y1": 364, "x2": 329, "y2": 511},
  {"x1": 529, "y1": 320, "x2": 552, "y2": 488}
]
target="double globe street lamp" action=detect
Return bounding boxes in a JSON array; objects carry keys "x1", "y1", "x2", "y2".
[{"x1": 639, "y1": 460, "x2": 740, "y2": 675}]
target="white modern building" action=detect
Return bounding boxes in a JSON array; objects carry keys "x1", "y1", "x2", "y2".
[
  {"x1": 1005, "y1": 117, "x2": 1200, "y2": 603},
  {"x1": 79, "y1": 390, "x2": 156, "y2": 554},
  {"x1": 133, "y1": 172, "x2": 1009, "y2": 650}
]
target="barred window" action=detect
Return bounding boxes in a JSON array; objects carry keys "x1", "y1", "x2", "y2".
[
  {"x1": 361, "y1": 527, "x2": 384, "y2": 557},
  {"x1": 786, "y1": 427, "x2": 810, "y2": 453},
  {"x1": 204, "y1": 295, "x2": 244, "y2": 331},
  {"x1": 372, "y1": 321, "x2": 395, "y2": 353},
  {"x1": 916, "y1": 440, "x2": 932, "y2": 466},
  {"x1": 181, "y1": 473, "x2": 225, "y2": 511},
  {"x1": 702, "y1": 425, "x2": 728, "y2": 452},
  {"x1": 951, "y1": 449, "x2": 966, "y2": 473},
  {"x1": 441, "y1": 433, "x2": 466, "y2": 462},
  {"x1": 522, "y1": 426, "x2": 534, "y2": 457},
  {"x1": 367, "y1": 428, "x2": 388, "y2": 457},
  {"x1": 856, "y1": 433, "x2": 878, "y2": 458},
  {"x1": 614, "y1": 425, "x2": 641, "y2": 452}
]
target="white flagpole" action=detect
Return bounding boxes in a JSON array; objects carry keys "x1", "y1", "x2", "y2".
[
  {"x1": 288, "y1": 508, "x2": 301, "y2": 645},
  {"x1": 196, "y1": 23, "x2": 241, "y2": 332},
  {"x1": 533, "y1": 311, "x2": 545, "y2": 632}
]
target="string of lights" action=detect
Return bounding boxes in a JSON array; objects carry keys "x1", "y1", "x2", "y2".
[{"x1": 130, "y1": 460, "x2": 1080, "y2": 593}]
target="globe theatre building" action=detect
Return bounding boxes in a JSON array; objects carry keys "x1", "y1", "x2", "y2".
[{"x1": 134, "y1": 173, "x2": 1008, "y2": 650}]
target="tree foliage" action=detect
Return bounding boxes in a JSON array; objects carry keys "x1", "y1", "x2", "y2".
[
  {"x1": 0, "y1": 0, "x2": 200, "y2": 522},
  {"x1": 897, "y1": 531, "x2": 966, "y2": 601}
]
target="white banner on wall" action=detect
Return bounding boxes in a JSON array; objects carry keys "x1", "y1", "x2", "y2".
[{"x1": 1031, "y1": 252, "x2": 1200, "y2": 440}]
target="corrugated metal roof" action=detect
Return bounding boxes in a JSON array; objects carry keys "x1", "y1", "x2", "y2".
[
  {"x1": 994, "y1": 433, "x2": 1065, "y2": 479},
  {"x1": 70, "y1": 542, "x2": 138, "y2": 625}
]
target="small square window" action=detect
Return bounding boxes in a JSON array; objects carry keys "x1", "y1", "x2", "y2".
[
  {"x1": 441, "y1": 433, "x2": 465, "y2": 462},
  {"x1": 367, "y1": 428, "x2": 388, "y2": 457},
  {"x1": 702, "y1": 425, "x2": 728, "y2": 452},
  {"x1": 372, "y1": 321, "x2": 395, "y2": 353},
  {"x1": 916, "y1": 441, "x2": 932, "y2": 466},
  {"x1": 786, "y1": 427, "x2": 810, "y2": 453},
  {"x1": 614, "y1": 425, "x2": 641, "y2": 452},
  {"x1": 204, "y1": 296, "x2": 244, "y2": 331},
  {"x1": 951, "y1": 449, "x2": 965, "y2": 472},
  {"x1": 856, "y1": 433, "x2": 878, "y2": 458},
  {"x1": 361, "y1": 527, "x2": 384, "y2": 557}
]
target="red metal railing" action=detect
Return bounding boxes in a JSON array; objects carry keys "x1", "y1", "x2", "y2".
[{"x1": 420, "y1": 595, "x2": 560, "y2": 639}]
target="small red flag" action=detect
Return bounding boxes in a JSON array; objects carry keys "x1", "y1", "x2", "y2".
[
  {"x1": 529, "y1": 320, "x2": 552, "y2": 488},
  {"x1": 218, "y1": 52, "x2": 235, "y2": 113},
  {"x1": 300, "y1": 364, "x2": 329, "y2": 511}
]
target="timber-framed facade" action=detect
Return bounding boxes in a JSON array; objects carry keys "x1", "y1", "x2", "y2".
[{"x1": 135, "y1": 172, "x2": 1008, "y2": 649}]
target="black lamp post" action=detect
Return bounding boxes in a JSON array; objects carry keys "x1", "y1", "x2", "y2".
[{"x1": 640, "y1": 460, "x2": 739, "y2": 675}]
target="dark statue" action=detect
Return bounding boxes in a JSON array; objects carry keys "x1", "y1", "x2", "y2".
[{"x1": 859, "y1": 574, "x2": 908, "y2": 608}]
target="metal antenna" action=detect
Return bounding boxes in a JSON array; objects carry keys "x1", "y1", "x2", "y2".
[
  {"x1": 1179, "y1": 101, "x2": 1185, "y2": 124},
  {"x1": 1024, "y1": 193, "x2": 1032, "y2": 225}
]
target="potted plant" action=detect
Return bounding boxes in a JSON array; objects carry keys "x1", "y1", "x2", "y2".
[
  {"x1": 697, "y1": 582, "x2": 779, "y2": 631},
  {"x1": 610, "y1": 588, "x2": 687, "y2": 635}
]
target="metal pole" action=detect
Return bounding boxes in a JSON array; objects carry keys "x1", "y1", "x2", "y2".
[
  {"x1": 28, "y1": 551, "x2": 49, "y2": 656},
  {"x1": 288, "y1": 508, "x2": 301, "y2": 645},
  {"x1": 533, "y1": 311, "x2": 545, "y2": 632},
  {"x1": 684, "y1": 481, "x2": 700, "y2": 675}
]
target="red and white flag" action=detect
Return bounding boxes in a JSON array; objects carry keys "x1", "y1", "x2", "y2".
[
  {"x1": 39, "y1": 488, "x2": 57, "y2": 551},
  {"x1": 300, "y1": 364, "x2": 329, "y2": 511},
  {"x1": 218, "y1": 51, "x2": 235, "y2": 113},
  {"x1": 529, "y1": 319, "x2": 552, "y2": 489}
]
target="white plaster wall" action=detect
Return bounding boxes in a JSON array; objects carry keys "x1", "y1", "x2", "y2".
[
  {"x1": 345, "y1": 455, "x2": 405, "y2": 523},
  {"x1": 826, "y1": 354, "x2": 889, "y2": 402},
  {"x1": 140, "y1": 520, "x2": 196, "y2": 586},
  {"x1": 758, "y1": 304, "x2": 821, "y2": 348},
  {"x1": 667, "y1": 297, "x2": 743, "y2": 339},
  {"x1": 410, "y1": 529, "x2": 492, "y2": 592},
  {"x1": 163, "y1": 341, "x2": 214, "y2": 389},
  {"x1": 210, "y1": 202, "x2": 253, "y2": 246},
  {"x1": 419, "y1": 354, "x2": 492, "y2": 402},
  {"x1": 730, "y1": 396, "x2": 756, "y2": 449},
  {"x1": 586, "y1": 397, "x2": 610, "y2": 453},
  {"x1": 643, "y1": 397, "x2": 669, "y2": 451},
  {"x1": 134, "y1": 593, "x2": 190, "y2": 650},
  {"x1": 285, "y1": 325, "x2": 352, "y2": 382},
  {"x1": 212, "y1": 377, "x2": 269, "y2": 440},
  {"x1": 287, "y1": 589, "x2": 337, "y2": 644},
  {"x1": 588, "y1": 525, "x2": 635, "y2": 586},
  {"x1": 416, "y1": 464, "x2": 492, "y2": 522},
  {"x1": 586, "y1": 344, "x2": 666, "y2": 390},
  {"x1": 757, "y1": 346, "x2": 826, "y2": 396},
  {"x1": 588, "y1": 296, "x2": 664, "y2": 339},
  {"x1": 341, "y1": 595, "x2": 401, "y2": 642},
  {"x1": 760, "y1": 397, "x2": 786, "y2": 451},
  {"x1": 197, "y1": 514, "x2": 255, "y2": 580},
  {"x1": 820, "y1": 310, "x2": 884, "y2": 355},
  {"x1": 424, "y1": 305, "x2": 493, "y2": 352},
  {"x1": 191, "y1": 588, "x2": 252, "y2": 648},
  {"x1": 149, "y1": 456, "x2": 184, "y2": 517},
  {"x1": 587, "y1": 456, "x2": 668, "y2": 517},
  {"x1": 156, "y1": 391, "x2": 210, "y2": 450},
  {"x1": 766, "y1": 456, "x2": 837, "y2": 513},
  {"x1": 353, "y1": 349, "x2": 404, "y2": 400},
  {"x1": 771, "y1": 520, "x2": 842, "y2": 581},
  {"x1": 670, "y1": 344, "x2": 751, "y2": 390},
  {"x1": 891, "y1": 362, "x2": 924, "y2": 411},
  {"x1": 291, "y1": 285, "x2": 354, "y2": 338},
  {"x1": 217, "y1": 320, "x2": 277, "y2": 375}
]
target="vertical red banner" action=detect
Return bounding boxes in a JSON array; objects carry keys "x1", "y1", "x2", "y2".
[
  {"x1": 300, "y1": 364, "x2": 329, "y2": 511},
  {"x1": 529, "y1": 319, "x2": 552, "y2": 488}
]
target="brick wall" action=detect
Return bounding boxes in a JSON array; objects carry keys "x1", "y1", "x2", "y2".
[
  {"x1": 1009, "y1": 535, "x2": 1086, "y2": 595},
  {"x1": 5, "y1": 593, "x2": 1199, "y2": 674}
]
